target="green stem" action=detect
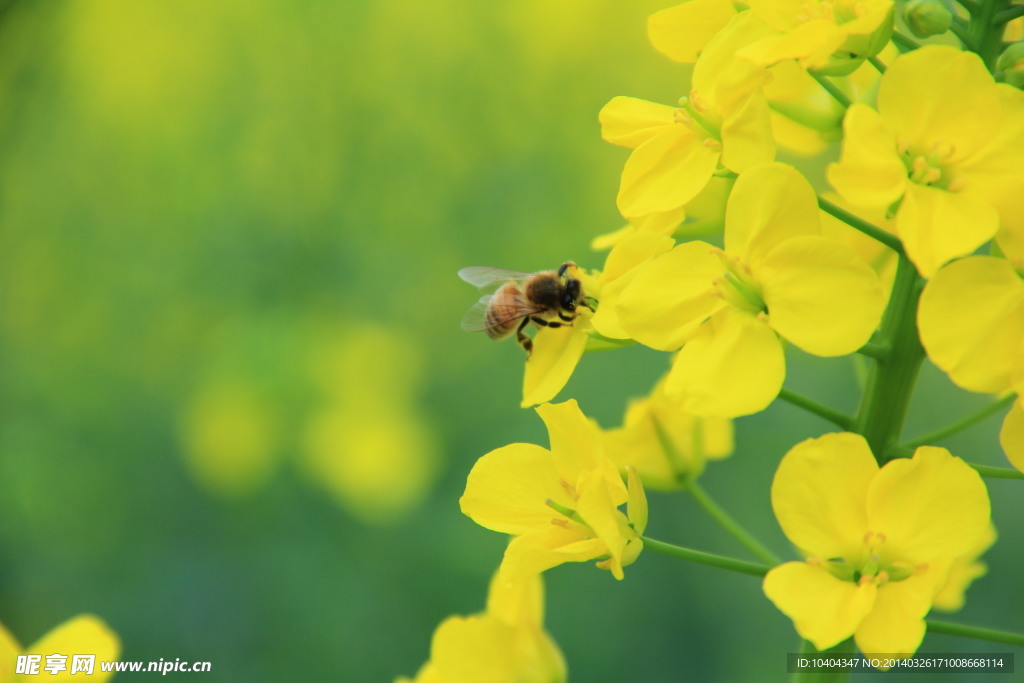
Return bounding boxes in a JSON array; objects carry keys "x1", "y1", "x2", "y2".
[
  {"x1": 867, "y1": 55, "x2": 886, "y2": 74},
  {"x1": 902, "y1": 393, "x2": 1017, "y2": 448},
  {"x1": 817, "y1": 196, "x2": 903, "y2": 253},
  {"x1": 966, "y1": 0, "x2": 1011, "y2": 71},
  {"x1": 650, "y1": 417, "x2": 781, "y2": 564},
  {"x1": 926, "y1": 619, "x2": 1024, "y2": 646},
  {"x1": 641, "y1": 537, "x2": 771, "y2": 577},
  {"x1": 853, "y1": 255, "x2": 926, "y2": 463},
  {"x1": 856, "y1": 341, "x2": 890, "y2": 362},
  {"x1": 684, "y1": 478, "x2": 780, "y2": 565},
  {"x1": 808, "y1": 71, "x2": 852, "y2": 108},
  {"x1": 778, "y1": 388, "x2": 854, "y2": 430},
  {"x1": 951, "y1": 20, "x2": 977, "y2": 50},
  {"x1": 995, "y1": 5, "x2": 1024, "y2": 23},
  {"x1": 891, "y1": 30, "x2": 922, "y2": 51},
  {"x1": 968, "y1": 463, "x2": 1024, "y2": 480},
  {"x1": 955, "y1": 0, "x2": 979, "y2": 13}
]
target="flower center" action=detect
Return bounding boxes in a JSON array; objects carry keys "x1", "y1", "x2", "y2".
[
  {"x1": 710, "y1": 249, "x2": 766, "y2": 315},
  {"x1": 899, "y1": 139, "x2": 965, "y2": 191},
  {"x1": 812, "y1": 531, "x2": 926, "y2": 586},
  {"x1": 674, "y1": 94, "x2": 722, "y2": 143}
]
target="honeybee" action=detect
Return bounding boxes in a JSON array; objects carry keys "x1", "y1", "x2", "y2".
[{"x1": 459, "y1": 261, "x2": 596, "y2": 356}]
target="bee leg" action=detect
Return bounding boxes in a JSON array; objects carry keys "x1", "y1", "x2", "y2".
[
  {"x1": 583, "y1": 296, "x2": 597, "y2": 312},
  {"x1": 516, "y1": 317, "x2": 534, "y2": 357},
  {"x1": 557, "y1": 261, "x2": 578, "y2": 278},
  {"x1": 532, "y1": 316, "x2": 568, "y2": 329}
]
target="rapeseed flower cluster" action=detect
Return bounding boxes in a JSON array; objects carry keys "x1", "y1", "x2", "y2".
[{"x1": 412, "y1": 1, "x2": 1024, "y2": 678}]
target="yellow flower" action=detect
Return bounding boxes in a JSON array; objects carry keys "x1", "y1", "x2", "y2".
[
  {"x1": 647, "y1": 0, "x2": 739, "y2": 64},
  {"x1": 602, "y1": 377, "x2": 733, "y2": 490},
  {"x1": 586, "y1": 231, "x2": 674, "y2": 341},
  {"x1": 1, "y1": 614, "x2": 120, "y2": 681},
  {"x1": 917, "y1": 255, "x2": 1024, "y2": 471},
  {"x1": 397, "y1": 573, "x2": 566, "y2": 683},
  {"x1": 522, "y1": 240, "x2": 678, "y2": 408},
  {"x1": 740, "y1": 0, "x2": 894, "y2": 75},
  {"x1": 763, "y1": 433, "x2": 992, "y2": 655},
  {"x1": 616, "y1": 162, "x2": 885, "y2": 417},
  {"x1": 828, "y1": 46, "x2": 1024, "y2": 278},
  {"x1": 918, "y1": 256, "x2": 1024, "y2": 394},
  {"x1": 460, "y1": 400, "x2": 647, "y2": 581},
  {"x1": 600, "y1": 11, "x2": 775, "y2": 222},
  {"x1": 521, "y1": 264, "x2": 596, "y2": 408}
]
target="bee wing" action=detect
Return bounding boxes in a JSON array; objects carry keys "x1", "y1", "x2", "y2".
[
  {"x1": 458, "y1": 266, "x2": 533, "y2": 288},
  {"x1": 460, "y1": 293, "x2": 542, "y2": 333}
]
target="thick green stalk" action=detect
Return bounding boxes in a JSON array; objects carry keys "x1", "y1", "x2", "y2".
[
  {"x1": 966, "y1": 0, "x2": 1011, "y2": 71},
  {"x1": 853, "y1": 255, "x2": 925, "y2": 463}
]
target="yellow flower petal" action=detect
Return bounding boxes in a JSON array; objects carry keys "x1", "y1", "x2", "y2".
[
  {"x1": 717, "y1": 66, "x2": 776, "y2": 173},
  {"x1": 867, "y1": 447, "x2": 991, "y2": 564},
  {"x1": 1, "y1": 621, "x2": 21, "y2": 677},
  {"x1": 459, "y1": 444, "x2": 570, "y2": 536},
  {"x1": 827, "y1": 103, "x2": 907, "y2": 210},
  {"x1": 589, "y1": 231, "x2": 675, "y2": 339},
  {"x1": 724, "y1": 163, "x2": 820, "y2": 264},
  {"x1": 740, "y1": 19, "x2": 846, "y2": 69},
  {"x1": 1001, "y1": 400, "x2": 1024, "y2": 473},
  {"x1": 599, "y1": 96, "x2": 675, "y2": 149},
  {"x1": 25, "y1": 615, "x2": 121, "y2": 683},
  {"x1": 575, "y1": 471, "x2": 633, "y2": 579},
  {"x1": 486, "y1": 573, "x2": 544, "y2": 627},
  {"x1": 626, "y1": 465, "x2": 648, "y2": 537},
  {"x1": 759, "y1": 235, "x2": 885, "y2": 356},
  {"x1": 853, "y1": 577, "x2": 931, "y2": 657},
  {"x1": 932, "y1": 523, "x2": 995, "y2": 612},
  {"x1": 535, "y1": 400, "x2": 618, "y2": 492},
  {"x1": 897, "y1": 182, "x2": 999, "y2": 279},
  {"x1": 616, "y1": 126, "x2": 719, "y2": 218},
  {"x1": 692, "y1": 11, "x2": 774, "y2": 98},
  {"x1": 771, "y1": 432, "x2": 878, "y2": 560},
  {"x1": 521, "y1": 317, "x2": 590, "y2": 408},
  {"x1": 878, "y1": 46, "x2": 1001, "y2": 163},
  {"x1": 647, "y1": 0, "x2": 737, "y2": 63},
  {"x1": 616, "y1": 241, "x2": 725, "y2": 351},
  {"x1": 429, "y1": 615, "x2": 519, "y2": 683},
  {"x1": 501, "y1": 527, "x2": 607, "y2": 582},
  {"x1": 956, "y1": 84, "x2": 1024, "y2": 186},
  {"x1": 763, "y1": 562, "x2": 877, "y2": 651},
  {"x1": 918, "y1": 256, "x2": 1024, "y2": 393},
  {"x1": 603, "y1": 378, "x2": 734, "y2": 489},
  {"x1": 666, "y1": 307, "x2": 785, "y2": 417}
]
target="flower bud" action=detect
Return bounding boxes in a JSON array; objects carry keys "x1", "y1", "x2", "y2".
[
  {"x1": 996, "y1": 42, "x2": 1024, "y2": 89},
  {"x1": 903, "y1": 0, "x2": 953, "y2": 39}
]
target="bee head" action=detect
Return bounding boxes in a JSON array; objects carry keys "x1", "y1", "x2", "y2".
[{"x1": 561, "y1": 278, "x2": 582, "y2": 311}]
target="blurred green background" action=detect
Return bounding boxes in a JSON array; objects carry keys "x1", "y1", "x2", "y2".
[{"x1": 0, "y1": 1, "x2": 1020, "y2": 680}]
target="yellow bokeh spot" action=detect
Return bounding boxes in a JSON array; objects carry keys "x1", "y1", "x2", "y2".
[
  {"x1": 302, "y1": 406, "x2": 436, "y2": 525},
  {"x1": 301, "y1": 324, "x2": 438, "y2": 524},
  {"x1": 180, "y1": 380, "x2": 281, "y2": 499}
]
